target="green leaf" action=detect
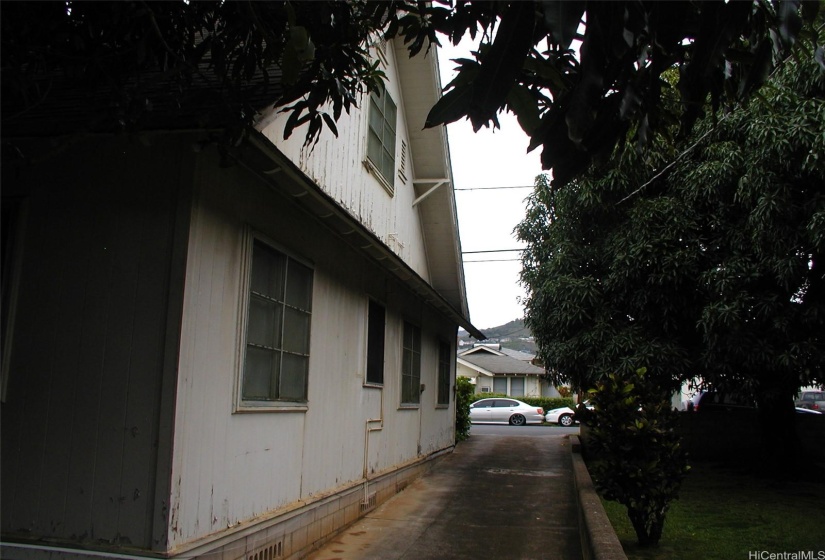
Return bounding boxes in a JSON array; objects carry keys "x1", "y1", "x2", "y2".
[
  {"x1": 425, "y1": 84, "x2": 473, "y2": 128},
  {"x1": 468, "y1": 2, "x2": 536, "y2": 128},
  {"x1": 507, "y1": 85, "x2": 541, "y2": 135},
  {"x1": 541, "y1": 0, "x2": 585, "y2": 50}
]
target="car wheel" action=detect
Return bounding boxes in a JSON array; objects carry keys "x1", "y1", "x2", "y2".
[
  {"x1": 509, "y1": 414, "x2": 526, "y2": 426},
  {"x1": 559, "y1": 414, "x2": 574, "y2": 427}
]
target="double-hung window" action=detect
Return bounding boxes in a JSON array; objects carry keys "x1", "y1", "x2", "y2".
[
  {"x1": 240, "y1": 238, "x2": 313, "y2": 406},
  {"x1": 401, "y1": 321, "x2": 421, "y2": 405},
  {"x1": 437, "y1": 341, "x2": 451, "y2": 406},
  {"x1": 367, "y1": 85, "x2": 397, "y2": 193}
]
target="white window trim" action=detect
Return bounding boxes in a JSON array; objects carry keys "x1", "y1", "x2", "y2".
[{"x1": 233, "y1": 228, "x2": 313, "y2": 413}]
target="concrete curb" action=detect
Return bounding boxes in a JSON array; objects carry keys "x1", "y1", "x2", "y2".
[{"x1": 570, "y1": 435, "x2": 628, "y2": 560}]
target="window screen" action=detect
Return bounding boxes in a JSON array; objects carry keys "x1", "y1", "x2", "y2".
[
  {"x1": 242, "y1": 239, "x2": 312, "y2": 403},
  {"x1": 401, "y1": 321, "x2": 421, "y2": 404}
]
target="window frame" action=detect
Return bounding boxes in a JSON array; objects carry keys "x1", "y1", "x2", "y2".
[
  {"x1": 364, "y1": 298, "x2": 386, "y2": 387},
  {"x1": 436, "y1": 339, "x2": 451, "y2": 407},
  {"x1": 400, "y1": 320, "x2": 421, "y2": 407},
  {"x1": 364, "y1": 84, "x2": 397, "y2": 196},
  {"x1": 235, "y1": 231, "x2": 314, "y2": 413}
]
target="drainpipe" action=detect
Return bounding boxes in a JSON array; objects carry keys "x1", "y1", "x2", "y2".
[{"x1": 363, "y1": 386, "x2": 384, "y2": 505}]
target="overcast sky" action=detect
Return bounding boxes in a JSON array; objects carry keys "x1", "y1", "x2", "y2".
[{"x1": 437, "y1": 42, "x2": 547, "y2": 331}]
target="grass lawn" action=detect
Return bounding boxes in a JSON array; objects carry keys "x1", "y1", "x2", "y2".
[{"x1": 601, "y1": 461, "x2": 825, "y2": 560}]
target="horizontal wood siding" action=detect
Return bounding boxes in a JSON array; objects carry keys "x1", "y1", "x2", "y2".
[{"x1": 0, "y1": 135, "x2": 187, "y2": 549}]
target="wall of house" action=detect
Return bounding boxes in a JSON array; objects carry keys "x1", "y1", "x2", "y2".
[
  {"x1": 166, "y1": 150, "x2": 458, "y2": 551},
  {"x1": 455, "y1": 367, "x2": 544, "y2": 398},
  {"x1": 0, "y1": 134, "x2": 190, "y2": 550},
  {"x1": 260, "y1": 40, "x2": 429, "y2": 282}
]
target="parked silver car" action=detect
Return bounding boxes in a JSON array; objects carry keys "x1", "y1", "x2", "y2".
[
  {"x1": 469, "y1": 398, "x2": 545, "y2": 426},
  {"x1": 545, "y1": 406, "x2": 577, "y2": 426}
]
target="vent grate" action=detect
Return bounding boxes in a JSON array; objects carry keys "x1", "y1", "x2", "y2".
[
  {"x1": 360, "y1": 491, "x2": 377, "y2": 513},
  {"x1": 247, "y1": 540, "x2": 283, "y2": 560},
  {"x1": 396, "y1": 480, "x2": 408, "y2": 494}
]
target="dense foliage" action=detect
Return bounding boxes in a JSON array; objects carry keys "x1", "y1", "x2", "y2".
[
  {"x1": 455, "y1": 376, "x2": 475, "y2": 441},
  {"x1": 518, "y1": 19, "x2": 825, "y2": 459},
  {"x1": 3, "y1": 1, "x2": 819, "y2": 184},
  {"x1": 584, "y1": 369, "x2": 689, "y2": 546},
  {"x1": 405, "y1": 0, "x2": 820, "y2": 186},
  {"x1": 1, "y1": 1, "x2": 393, "y2": 146}
]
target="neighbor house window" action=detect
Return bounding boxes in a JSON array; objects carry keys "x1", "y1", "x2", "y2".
[
  {"x1": 367, "y1": 85, "x2": 397, "y2": 193},
  {"x1": 366, "y1": 300, "x2": 386, "y2": 385},
  {"x1": 241, "y1": 238, "x2": 313, "y2": 406},
  {"x1": 437, "y1": 341, "x2": 451, "y2": 405},
  {"x1": 510, "y1": 377, "x2": 525, "y2": 397},
  {"x1": 401, "y1": 321, "x2": 421, "y2": 405},
  {"x1": 493, "y1": 377, "x2": 507, "y2": 394}
]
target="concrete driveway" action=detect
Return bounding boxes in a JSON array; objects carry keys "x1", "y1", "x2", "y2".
[{"x1": 306, "y1": 425, "x2": 581, "y2": 560}]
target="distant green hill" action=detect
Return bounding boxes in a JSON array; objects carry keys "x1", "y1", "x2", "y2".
[{"x1": 458, "y1": 318, "x2": 536, "y2": 354}]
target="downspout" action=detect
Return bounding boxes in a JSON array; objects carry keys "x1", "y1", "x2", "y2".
[{"x1": 363, "y1": 386, "x2": 384, "y2": 506}]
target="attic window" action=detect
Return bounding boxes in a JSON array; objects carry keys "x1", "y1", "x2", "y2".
[{"x1": 366, "y1": 85, "x2": 397, "y2": 195}]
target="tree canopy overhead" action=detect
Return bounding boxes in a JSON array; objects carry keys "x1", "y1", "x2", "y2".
[
  {"x1": 3, "y1": 1, "x2": 821, "y2": 186},
  {"x1": 411, "y1": 0, "x2": 822, "y2": 186},
  {"x1": 1, "y1": 1, "x2": 396, "y2": 147}
]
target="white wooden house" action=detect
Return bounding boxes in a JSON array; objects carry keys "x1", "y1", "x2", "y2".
[
  {"x1": 457, "y1": 346, "x2": 558, "y2": 398},
  {"x1": 0, "y1": 37, "x2": 482, "y2": 560}
]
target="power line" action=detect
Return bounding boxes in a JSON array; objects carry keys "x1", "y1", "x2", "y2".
[
  {"x1": 455, "y1": 185, "x2": 533, "y2": 191},
  {"x1": 462, "y1": 248, "x2": 524, "y2": 254},
  {"x1": 463, "y1": 258, "x2": 522, "y2": 263}
]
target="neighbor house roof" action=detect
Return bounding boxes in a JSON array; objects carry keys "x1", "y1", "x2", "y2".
[
  {"x1": 458, "y1": 352, "x2": 545, "y2": 377},
  {"x1": 500, "y1": 348, "x2": 536, "y2": 361},
  {"x1": 460, "y1": 345, "x2": 536, "y2": 362}
]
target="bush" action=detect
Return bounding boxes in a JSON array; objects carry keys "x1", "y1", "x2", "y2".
[
  {"x1": 455, "y1": 376, "x2": 474, "y2": 441},
  {"x1": 584, "y1": 368, "x2": 689, "y2": 547}
]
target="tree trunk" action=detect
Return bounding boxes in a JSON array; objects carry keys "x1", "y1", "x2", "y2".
[{"x1": 627, "y1": 507, "x2": 665, "y2": 547}]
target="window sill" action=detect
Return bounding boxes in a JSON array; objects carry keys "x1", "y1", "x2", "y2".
[
  {"x1": 363, "y1": 159, "x2": 394, "y2": 196},
  {"x1": 234, "y1": 401, "x2": 309, "y2": 413},
  {"x1": 398, "y1": 404, "x2": 420, "y2": 410}
]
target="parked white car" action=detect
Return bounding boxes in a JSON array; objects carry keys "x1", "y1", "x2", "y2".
[
  {"x1": 469, "y1": 398, "x2": 545, "y2": 426},
  {"x1": 545, "y1": 406, "x2": 577, "y2": 427}
]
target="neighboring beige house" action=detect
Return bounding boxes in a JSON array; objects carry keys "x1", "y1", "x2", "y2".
[
  {"x1": 457, "y1": 346, "x2": 559, "y2": 398},
  {"x1": 1, "y1": 36, "x2": 482, "y2": 560}
]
